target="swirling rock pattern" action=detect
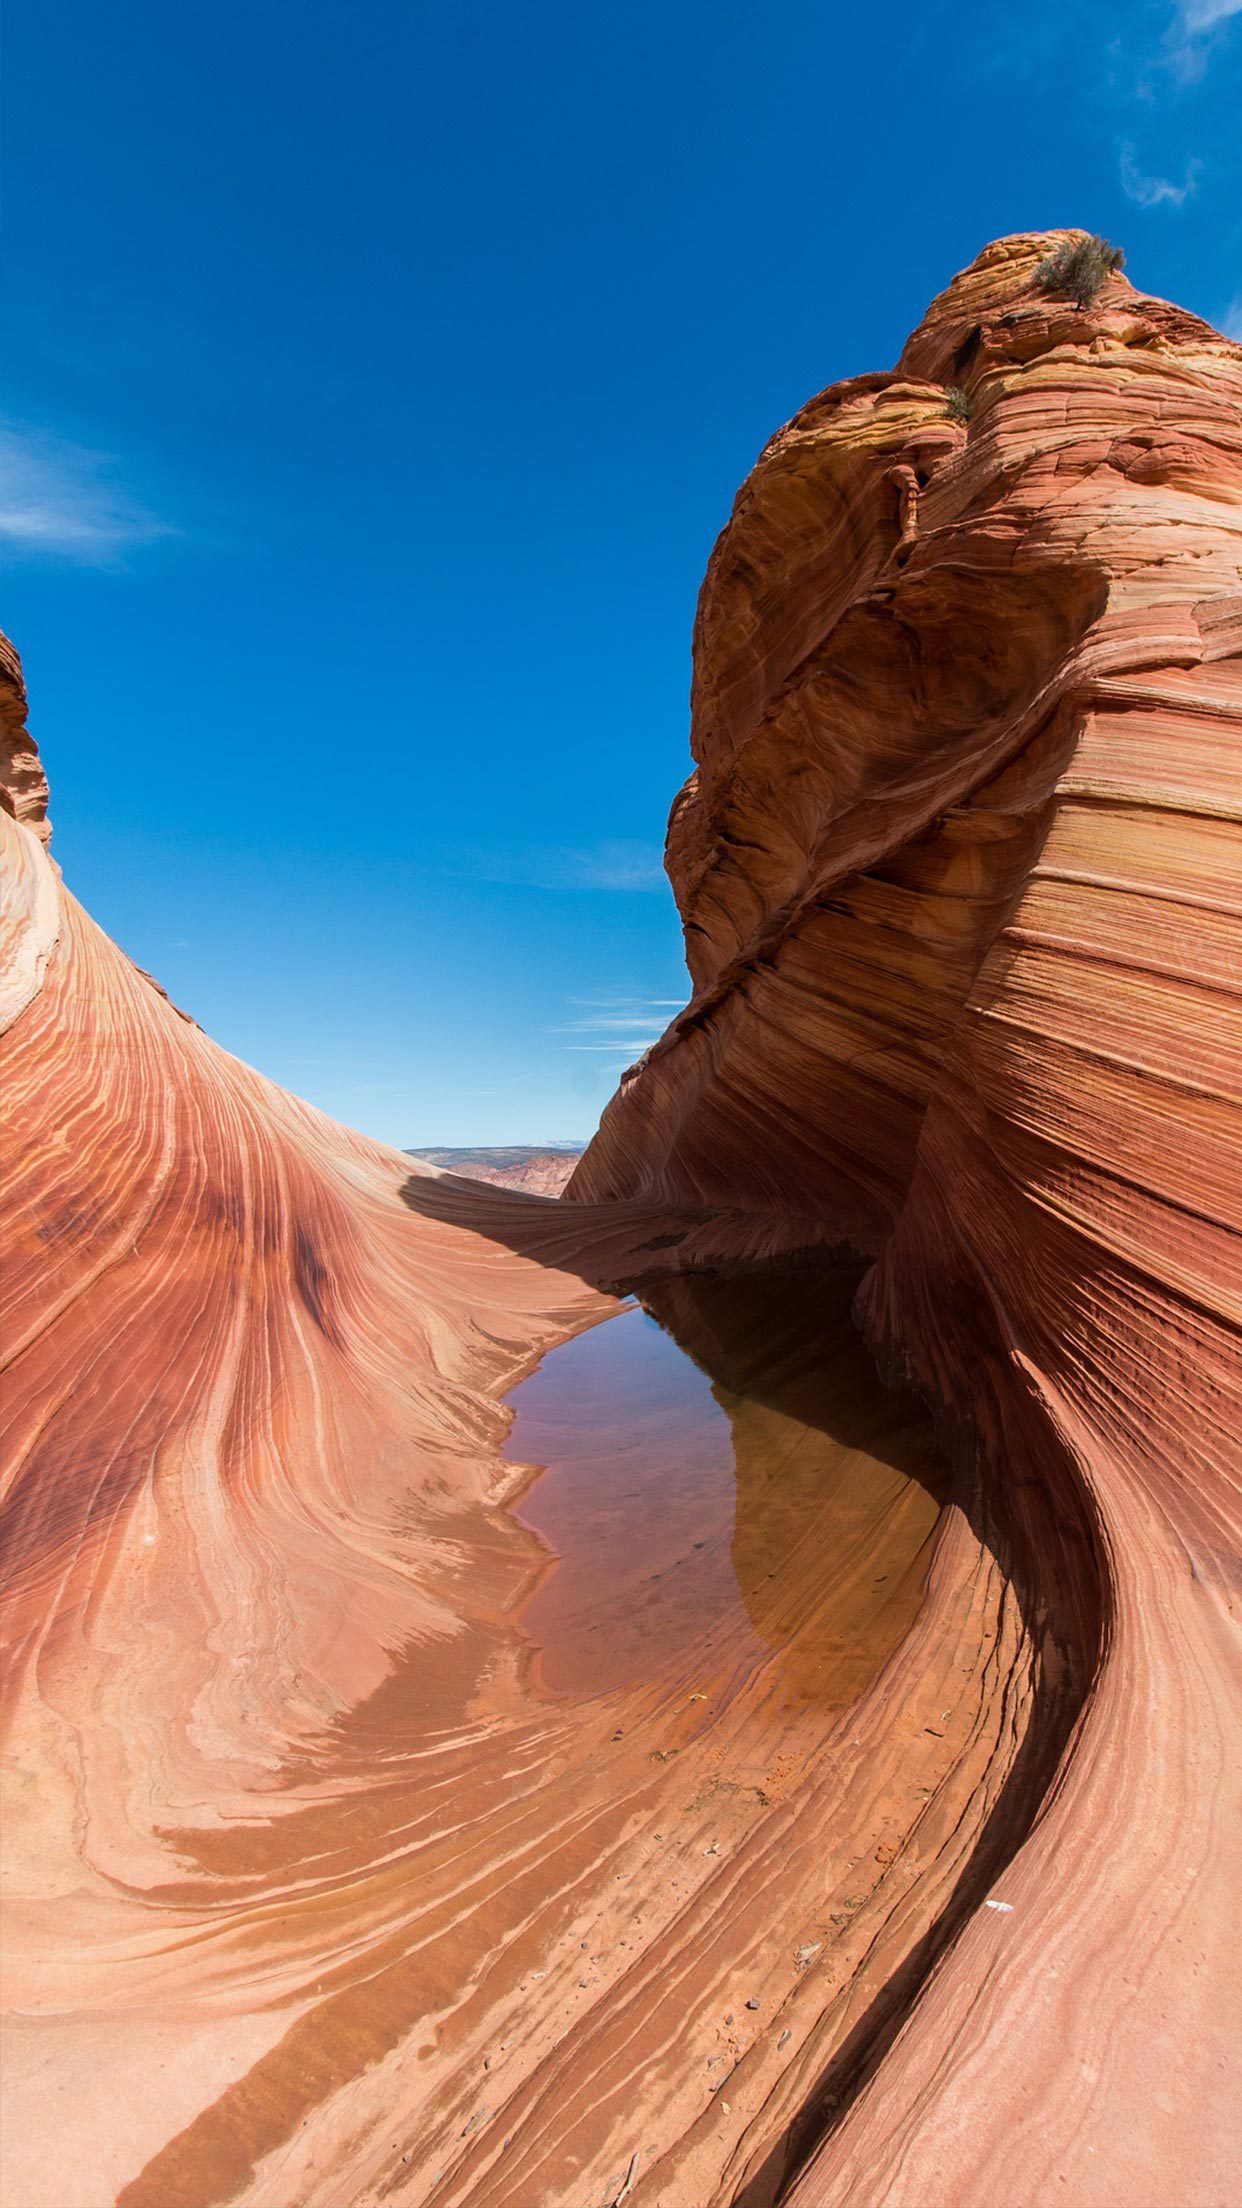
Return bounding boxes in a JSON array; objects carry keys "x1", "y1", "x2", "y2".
[
  {"x1": 573, "y1": 232, "x2": 1242, "y2": 2202},
  {"x1": 0, "y1": 782, "x2": 1008, "y2": 2208},
  {"x1": 1, "y1": 230, "x2": 1239, "y2": 2208}
]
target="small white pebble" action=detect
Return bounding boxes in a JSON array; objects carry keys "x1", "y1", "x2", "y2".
[{"x1": 985, "y1": 1899, "x2": 1014, "y2": 1914}]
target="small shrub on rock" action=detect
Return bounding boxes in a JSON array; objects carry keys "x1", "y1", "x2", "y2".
[
  {"x1": 1035, "y1": 235, "x2": 1125, "y2": 309},
  {"x1": 945, "y1": 385, "x2": 974, "y2": 423}
]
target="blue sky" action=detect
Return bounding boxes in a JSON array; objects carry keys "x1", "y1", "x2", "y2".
[{"x1": 5, "y1": 0, "x2": 1239, "y2": 1147}]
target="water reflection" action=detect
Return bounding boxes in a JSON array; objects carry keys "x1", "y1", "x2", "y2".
[{"x1": 505, "y1": 1266, "x2": 949, "y2": 1708}]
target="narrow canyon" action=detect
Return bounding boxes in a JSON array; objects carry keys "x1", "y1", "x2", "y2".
[{"x1": 2, "y1": 231, "x2": 1239, "y2": 2208}]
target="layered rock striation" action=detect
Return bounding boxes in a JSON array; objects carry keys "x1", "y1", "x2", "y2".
[
  {"x1": 572, "y1": 231, "x2": 1242, "y2": 2202},
  {"x1": 2, "y1": 231, "x2": 1239, "y2": 2208}
]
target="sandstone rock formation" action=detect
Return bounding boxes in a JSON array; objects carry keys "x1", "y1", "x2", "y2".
[
  {"x1": 1, "y1": 231, "x2": 1239, "y2": 2208},
  {"x1": 0, "y1": 714, "x2": 833, "y2": 2208},
  {"x1": 572, "y1": 230, "x2": 1242, "y2": 2203}
]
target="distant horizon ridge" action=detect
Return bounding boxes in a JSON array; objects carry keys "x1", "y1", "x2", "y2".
[{"x1": 406, "y1": 1141, "x2": 585, "y2": 1156}]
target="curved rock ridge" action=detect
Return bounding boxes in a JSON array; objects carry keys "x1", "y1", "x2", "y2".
[
  {"x1": 0, "y1": 226, "x2": 1238, "y2": 2208},
  {"x1": 0, "y1": 653, "x2": 1009, "y2": 2208},
  {"x1": 4, "y1": 678, "x2": 888, "y2": 2208},
  {"x1": 572, "y1": 230, "x2": 1242, "y2": 2202}
]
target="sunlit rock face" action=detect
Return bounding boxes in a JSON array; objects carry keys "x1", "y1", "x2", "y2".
[
  {"x1": 0, "y1": 636, "x2": 49, "y2": 849},
  {"x1": 574, "y1": 231, "x2": 1242, "y2": 2204},
  {"x1": 2, "y1": 671, "x2": 936, "y2": 2208},
  {"x1": 1, "y1": 229, "x2": 1238, "y2": 2208},
  {"x1": 407, "y1": 1145, "x2": 585, "y2": 1194}
]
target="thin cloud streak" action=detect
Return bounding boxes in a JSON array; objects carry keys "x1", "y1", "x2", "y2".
[
  {"x1": 554, "y1": 991, "x2": 678, "y2": 1056},
  {"x1": 550, "y1": 1014, "x2": 669, "y2": 1032},
  {"x1": 0, "y1": 420, "x2": 171, "y2": 562},
  {"x1": 567, "y1": 995, "x2": 684, "y2": 1013},
  {"x1": 449, "y1": 841, "x2": 666, "y2": 893}
]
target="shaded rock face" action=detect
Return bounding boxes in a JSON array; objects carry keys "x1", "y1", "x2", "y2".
[
  {"x1": 0, "y1": 230, "x2": 1238, "y2": 2208},
  {"x1": 573, "y1": 229, "x2": 1242, "y2": 2204}
]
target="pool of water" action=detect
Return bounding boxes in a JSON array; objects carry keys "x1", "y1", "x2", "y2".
[{"x1": 504, "y1": 1267, "x2": 950, "y2": 1707}]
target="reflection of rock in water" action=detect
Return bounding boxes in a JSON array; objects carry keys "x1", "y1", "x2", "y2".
[{"x1": 638, "y1": 1268, "x2": 950, "y2": 1708}]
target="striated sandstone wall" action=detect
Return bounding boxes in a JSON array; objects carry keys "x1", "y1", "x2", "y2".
[
  {"x1": 1, "y1": 700, "x2": 867, "y2": 2208},
  {"x1": 1, "y1": 229, "x2": 1238, "y2": 2208},
  {"x1": 573, "y1": 231, "x2": 1242, "y2": 2204}
]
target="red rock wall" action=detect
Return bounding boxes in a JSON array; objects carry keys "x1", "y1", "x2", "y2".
[
  {"x1": 2, "y1": 229, "x2": 1238, "y2": 2208},
  {"x1": 2, "y1": 743, "x2": 871, "y2": 2208},
  {"x1": 0, "y1": 634, "x2": 49, "y2": 846},
  {"x1": 573, "y1": 231, "x2": 1242, "y2": 2202}
]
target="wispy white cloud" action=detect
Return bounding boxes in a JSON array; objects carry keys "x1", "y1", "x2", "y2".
[
  {"x1": 571, "y1": 843, "x2": 666, "y2": 892},
  {"x1": 1164, "y1": 0, "x2": 1242, "y2": 79},
  {"x1": 1219, "y1": 295, "x2": 1242, "y2": 339},
  {"x1": 1119, "y1": 141, "x2": 1202, "y2": 204},
  {"x1": 552, "y1": 993, "x2": 679, "y2": 1055},
  {"x1": 568, "y1": 994, "x2": 683, "y2": 1009},
  {"x1": 448, "y1": 840, "x2": 666, "y2": 894},
  {"x1": 1174, "y1": 0, "x2": 1242, "y2": 30},
  {"x1": 551, "y1": 1015, "x2": 666, "y2": 1032},
  {"x1": 551, "y1": 989, "x2": 677, "y2": 1060},
  {"x1": 0, "y1": 420, "x2": 171, "y2": 562}
]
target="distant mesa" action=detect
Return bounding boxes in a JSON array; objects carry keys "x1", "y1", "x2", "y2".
[{"x1": 406, "y1": 1143, "x2": 584, "y2": 1195}]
